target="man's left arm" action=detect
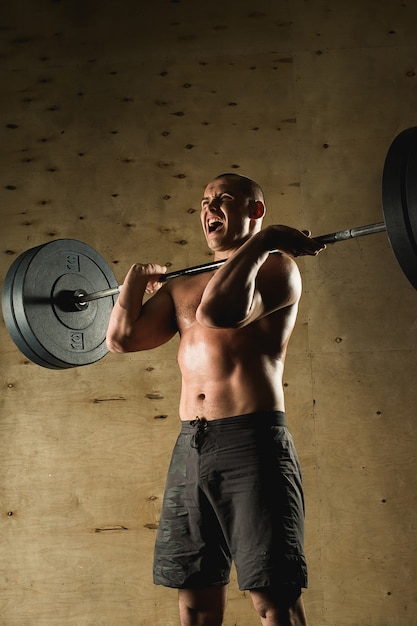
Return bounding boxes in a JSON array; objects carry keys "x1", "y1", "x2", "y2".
[{"x1": 196, "y1": 225, "x2": 323, "y2": 329}]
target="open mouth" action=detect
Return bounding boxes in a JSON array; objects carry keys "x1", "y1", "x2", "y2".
[{"x1": 208, "y1": 218, "x2": 224, "y2": 233}]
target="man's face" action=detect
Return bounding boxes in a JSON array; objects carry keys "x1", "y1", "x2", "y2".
[{"x1": 200, "y1": 177, "x2": 260, "y2": 253}]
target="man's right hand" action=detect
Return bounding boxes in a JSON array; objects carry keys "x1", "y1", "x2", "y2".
[{"x1": 124, "y1": 263, "x2": 167, "y2": 294}]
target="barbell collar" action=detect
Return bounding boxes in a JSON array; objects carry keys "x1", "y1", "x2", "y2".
[{"x1": 76, "y1": 285, "x2": 122, "y2": 304}]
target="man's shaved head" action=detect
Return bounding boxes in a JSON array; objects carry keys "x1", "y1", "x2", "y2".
[{"x1": 212, "y1": 173, "x2": 265, "y2": 204}]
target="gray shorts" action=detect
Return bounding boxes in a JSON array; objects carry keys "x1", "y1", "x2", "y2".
[{"x1": 153, "y1": 411, "x2": 307, "y2": 592}]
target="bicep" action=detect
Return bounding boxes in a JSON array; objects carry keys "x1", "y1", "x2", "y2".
[
  {"x1": 246, "y1": 256, "x2": 302, "y2": 326},
  {"x1": 263, "y1": 255, "x2": 301, "y2": 309},
  {"x1": 111, "y1": 288, "x2": 178, "y2": 352}
]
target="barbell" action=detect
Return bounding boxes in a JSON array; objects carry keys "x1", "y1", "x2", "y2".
[{"x1": 2, "y1": 127, "x2": 417, "y2": 369}]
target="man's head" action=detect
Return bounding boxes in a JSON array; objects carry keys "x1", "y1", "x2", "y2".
[
  {"x1": 212, "y1": 173, "x2": 265, "y2": 203},
  {"x1": 201, "y1": 173, "x2": 266, "y2": 255}
]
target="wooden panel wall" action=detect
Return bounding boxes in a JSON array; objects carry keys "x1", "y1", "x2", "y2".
[{"x1": 1, "y1": 1, "x2": 417, "y2": 624}]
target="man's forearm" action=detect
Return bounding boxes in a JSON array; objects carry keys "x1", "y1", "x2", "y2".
[
  {"x1": 196, "y1": 233, "x2": 270, "y2": 328},
  {"x1": 106, "y1": 264, "x2": 149, "y2": 351}
]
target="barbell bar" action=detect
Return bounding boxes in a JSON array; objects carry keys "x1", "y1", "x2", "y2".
[
  {"x1": 75, "y1": 221, "x2": 388, "y2": 304},
  {"x1": 2, "y1": 127, "x2": 417, "y2": 369}
]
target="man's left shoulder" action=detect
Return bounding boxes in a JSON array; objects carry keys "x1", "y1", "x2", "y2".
[{"x1": 264, "y1": 251, "x2": 300, "y2": 275}]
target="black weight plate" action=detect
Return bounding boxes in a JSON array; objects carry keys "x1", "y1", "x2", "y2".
[
  {"x1": 404, "y1": 133, "x2": 417, "y2": 247},
  {"x1": 382, "y1": 126, "x2": 417, "y2": 290},
  {"x1": 2, "y1": 244, "x2": 52, "y2": 367},
  {"x1": 2, "y1": 239, "x2": 118, "y2": 369}
]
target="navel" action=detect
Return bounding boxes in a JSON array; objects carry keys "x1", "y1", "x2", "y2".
[{"x1": 198, "y1": 393, "x2": 206, "y2": 400}]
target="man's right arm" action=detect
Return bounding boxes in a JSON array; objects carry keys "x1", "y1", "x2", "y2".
[{"x1": 106, "y1": 263, "x2": 178, "y2": 353}]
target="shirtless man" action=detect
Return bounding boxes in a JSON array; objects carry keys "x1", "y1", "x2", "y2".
[{"x1": 106, "y1": 173, "x2": 324, "y2": 626}]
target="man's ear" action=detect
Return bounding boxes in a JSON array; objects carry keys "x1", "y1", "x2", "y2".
[{"x1": 250, "y1": 200, "x2": 265, "y2": 220}]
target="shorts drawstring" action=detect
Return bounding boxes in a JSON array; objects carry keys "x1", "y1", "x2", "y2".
[{"x1": 190, "y1": 417, "x2": 207, "y2": 450}]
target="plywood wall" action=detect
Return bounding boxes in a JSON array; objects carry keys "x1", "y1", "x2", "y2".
[{"x1": 1, "y1": 1, "x2": 417, "y2": 624}]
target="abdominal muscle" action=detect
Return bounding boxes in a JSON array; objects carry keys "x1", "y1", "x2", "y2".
[{"x1": 177, "y1": 321, "x2": 287, "y2": 421}]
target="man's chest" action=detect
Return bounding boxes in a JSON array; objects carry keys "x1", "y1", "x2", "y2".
[{"x1": 170, "y1": 273, "x2": 214, "y2": 329}]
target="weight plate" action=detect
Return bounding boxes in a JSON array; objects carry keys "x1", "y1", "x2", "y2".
[
  {"x1": 2, "y1": 239, "x2": 118, "y2": 369},
  {"x1": 404, "y1": 133, "x2": 417, "y2": 247},
  {"x1": 2, "y1": 245, "x2": 50, "y2": 367},
  {"x1": 382, "y1": 126, "x2": 417, "y2": 290}
]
